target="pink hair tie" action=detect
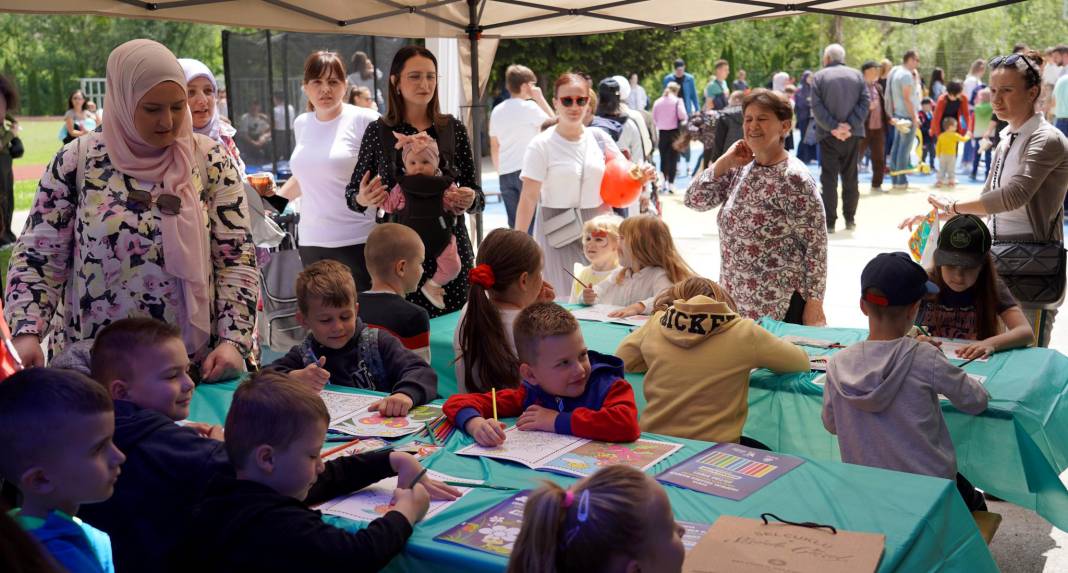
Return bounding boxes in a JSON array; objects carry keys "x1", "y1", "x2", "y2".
[{"x1": 562, "y1": 490, "x2": 575, "y2": 508}]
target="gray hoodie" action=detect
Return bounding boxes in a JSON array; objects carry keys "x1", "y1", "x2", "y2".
[{"x1": 823, "y1": 337, "x2": 988, "y2": 480}]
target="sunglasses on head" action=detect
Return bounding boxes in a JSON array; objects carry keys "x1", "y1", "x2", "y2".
[
  {"x1": 989, "y1": 54, "x2": 1041, "y2": 86},
  {"x1": 559, "y1": 96, "x2": 590, "y2": 107},
  {"x1": 127, "y1": 190, "x2": 182, "y2": 216}
]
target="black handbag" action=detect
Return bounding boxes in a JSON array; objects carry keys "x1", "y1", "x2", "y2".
[{"x1": 990, "y1": 214, "x2": 1067, "y2": 307}]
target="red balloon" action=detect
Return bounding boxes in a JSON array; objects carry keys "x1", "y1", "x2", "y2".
[{"x1": 600, "y1": 153, "x2": 643, "y2": 208}]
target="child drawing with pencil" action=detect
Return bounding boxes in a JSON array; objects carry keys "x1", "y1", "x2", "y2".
[
  {"x1": 265, "y1": 260, "x2": 438, "y2": 417},
  {"x1": 913, "y1": 215, "x2": 1034, "y2": 359},
  {"x1": 180, "y1": 372, "x2": 460, "y2": 571},
  {"x1": 581, "y1": 215, "x2": 694, "y2": 318},
  {"x1": 568, "y1": 214, "x2": 623, "y2": 303},
  {"x1": 444, "y1": 303, "x2": 641, "y2": 447}
]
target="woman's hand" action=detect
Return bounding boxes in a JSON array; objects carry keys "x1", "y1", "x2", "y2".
[
  {"x1": 450, "y1": 186, "x2": 477, "y2": 211},
  {"x1": 12, "y1": 334, "x2": 44, "y2": 368},
  {"x1": 355, "y1": 171, "x2": 388, "y2": 209},
  {"x1": 713, "y1": 139, "x2": 753, "y2": 176},
  {"x1": 802, "y1": 299, "x2": 827, "y2": 327},
  {"x1": 638, "y1": 164, "x2": 656, "y2": 184},
  {"x1": 898, "y1": 213, "x2": 928, "y2": 231},
  {"x1": 927, "y1": 194, "x2": 954, "y2": 213},
  {"x1": 201, "y1": 343, "x2": 246, "y2": 382}
]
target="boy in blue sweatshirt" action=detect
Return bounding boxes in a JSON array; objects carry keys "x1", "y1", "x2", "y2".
[
  {"x1": 0, "y1": 368, "x2": 125, "y2": 573},
  {"x1": 267, "y1": 259, "x2": 437, "y2": 416},
  {"x1": 78, "y1": 318, "x2": 232, "y2": 572}
]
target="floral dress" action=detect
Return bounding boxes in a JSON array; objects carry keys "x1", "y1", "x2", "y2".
[
  {"x1": 4, "y1": 131, "x2": 259, "y2": 358},
  {"x1": 684, "y1": 156, "x2": 828, "y2": 320},
  {"x1": 346, "y1": 117, "x2": 485, "y2": 317}
]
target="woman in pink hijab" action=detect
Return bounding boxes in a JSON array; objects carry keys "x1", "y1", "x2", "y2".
[{"x1": 4, "y1": 39, "x2": 258, "y2": 380}]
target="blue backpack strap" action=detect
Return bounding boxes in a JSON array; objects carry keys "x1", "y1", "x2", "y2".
[{"x1": 357, "y1": 327, "x2": 386, "y2": 390}]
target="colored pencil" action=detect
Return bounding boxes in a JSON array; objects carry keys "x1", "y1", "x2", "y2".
[
  {"x1": 406, "y1": 467, "x2": 428, "y2": 489},
  {"x1": 492, "y1": 388, "x2": 498, "y2": 421},
  {"x1": 561, "y1": 266, "x2": 590, "y2": 289},
  {"x1": 957, "y1": 354, "x2": 984, "y2": 367},
  {"x1": 424, "y1": 421, "x2": 438, "y2": 446},
  {"x1": 442, "y1": 481, "x2": 518, "y2": 491},
  {"x1": 917, "y1": 325, "x2": 931, "y2": 337},
  {"x1": 320, "y1": 438, "x2": 361, "y2": 458}
]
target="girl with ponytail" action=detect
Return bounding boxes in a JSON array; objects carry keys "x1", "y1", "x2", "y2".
[
  {"x1": 453, "y1": 228, "x2": 552, "y2": 392},
  {"x1": 507, "y1": 465, "x2": 686, "y2": 573}
]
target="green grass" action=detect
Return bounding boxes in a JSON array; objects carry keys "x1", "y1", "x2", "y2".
[
  {"x1": 12, "y1": 119, "x2": 65, "y2": 166},
  {"x1": 14, "y1": 179, "x2": 37, "y2": 211}
]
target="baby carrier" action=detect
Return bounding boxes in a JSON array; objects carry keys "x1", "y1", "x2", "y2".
[{"x1": 379, "y1": 120, "x2": 459, "y2": 260}]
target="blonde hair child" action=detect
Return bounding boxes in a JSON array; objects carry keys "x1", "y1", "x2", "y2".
[
  {"x1": 506, "y1": 465, "x2": 685, "y2": 573},
  {"x1": 568, "y1": 214, "x2": 623, "y2": 303},
  {"x1": 582, "y1": 215, "x2": 694, "y2": 317}
]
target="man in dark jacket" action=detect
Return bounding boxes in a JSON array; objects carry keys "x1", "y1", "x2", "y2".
[
  {"x1": 859, "y1": 61, "x2": 892, "y2": 193},
  {"x1": 811, "y1": 43, "x2": 870, "y2": 233}
]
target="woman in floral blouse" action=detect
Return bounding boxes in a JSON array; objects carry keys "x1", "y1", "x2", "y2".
[
  {"x1": 685, "y1": 89, "x2": 828, "y2": 325},
  {"x1": 5, "y1": 39, "x2": 257, "y2": 379},
  {"x1": 347, "y1": 45, "x2": 484, "y2": 317}
]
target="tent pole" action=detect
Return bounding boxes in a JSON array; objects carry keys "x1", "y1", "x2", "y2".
[{"x1": 467, "y1": 0, "x2": 484, "y2": 244}]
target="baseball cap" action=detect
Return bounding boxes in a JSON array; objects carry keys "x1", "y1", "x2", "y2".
[
  {"x1": 861, "y1": 252, "x2": 939, "y2": 306},
  {"x1": 934, "y1": 215, "x2": 991, "y2": 268},
  {"x1": 612, "y1": 75, "x2": 631, "y2": 101},
  {"x1": 674, "y1": 59, "x2": 686, "y2": 69}
]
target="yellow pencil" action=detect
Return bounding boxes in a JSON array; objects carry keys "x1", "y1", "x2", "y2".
[{"x1": 491, "y1": 387, "x2": 498, "y2": 421}]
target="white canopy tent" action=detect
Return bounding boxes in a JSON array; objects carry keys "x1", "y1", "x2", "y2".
[{"x1": 1, "y1": 0, "x2": 1029, "y2": 237}]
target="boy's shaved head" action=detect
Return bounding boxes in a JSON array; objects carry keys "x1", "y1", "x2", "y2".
[{"x1": 365, "y1": 223, "x2": 424, "y2": 279}]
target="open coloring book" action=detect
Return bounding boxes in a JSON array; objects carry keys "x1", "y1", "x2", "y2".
[
  {"x1": 320, "y1": 390, "x2": 443, "y2": 438},
  {"x1": 570, "y1": 304, "x2": 650, "y2": 328},
  {"x1": 315, "y1": 469, "x2": 480, "y2": 523},
  {"x1": 456, "y1": 427, "x2": 682, "y2": 477}
]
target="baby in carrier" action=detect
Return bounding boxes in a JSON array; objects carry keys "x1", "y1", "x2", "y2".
[{"x1": 382, "y1": 131, "x2": 462, "y2": 309}]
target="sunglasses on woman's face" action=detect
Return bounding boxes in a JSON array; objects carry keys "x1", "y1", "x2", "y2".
[
  {"x1": 127, "y1": 190, "x2": 182, "y2": 216},
  {"x1": 558, "y1": 96, "x2": 590, "y2": 107}
]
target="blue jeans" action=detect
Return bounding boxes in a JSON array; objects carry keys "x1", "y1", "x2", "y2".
[
  {"x1": 889, "y1": 121, "x2": 916, "y2": 186},
  {"x1": 1056, "y1": 118, "x2": 1068, "y2": 138},
  {"x1": 499, "y1": 170, "x2": 530, "y2": 233}
]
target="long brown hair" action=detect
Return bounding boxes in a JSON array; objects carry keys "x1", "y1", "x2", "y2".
[
  {"x1": 652, "y1": 276, "x2": 736, "y2": 313},
  {"x1": 303, "y1": 50, "x2": 347, "y2": 112},
  {"x1": 384, "y1": 45, "x2": 448, "y2": 128},
  {"x1": 616, "y1": 215, "x2": 694, "y2": 285},
  {"x1": 506, "y1": 465, "x2": 653, "y2": 573},
  {"x1": 457, "y1": 228, "x2": 543, "y2": 392},
  {"x1": 928, "y1": 253, "x2": 1001, "y2": 339}
]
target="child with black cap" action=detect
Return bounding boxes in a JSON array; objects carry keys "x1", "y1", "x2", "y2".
[
  {"x1": 916, "y1": 215, "x2": 1035, "y2": 358},
  {"x1": 822, "y1": 251, "x2": 990, "y2": 512}
]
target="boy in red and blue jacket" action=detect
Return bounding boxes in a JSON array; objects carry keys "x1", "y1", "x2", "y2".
[{"x1": 444, "y1": 302, "x2": 640, "y2": 445}]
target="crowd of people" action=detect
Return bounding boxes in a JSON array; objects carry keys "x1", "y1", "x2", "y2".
[{"x1": 0, "y1": 31, "x2": 1065, "y2": 573}]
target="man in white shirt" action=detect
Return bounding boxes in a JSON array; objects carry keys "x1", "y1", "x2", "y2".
[
  {"x1": 489, "y1": 64, "x2": 553, "y2": 231},
  {"x1": 272, "y1": 90, "x2": 296, "y2": 156},
  {"x1": 626, "y1": 73, "x2": 649, "y2": 111},
  {"x1": 1042, "y1": 46, "x2": 1066, "y2": 116}
]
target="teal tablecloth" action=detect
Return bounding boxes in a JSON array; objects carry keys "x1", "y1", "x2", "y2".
[
  {"x1": 191, "y1": 382, "x2": 995, "y2": 572},
  {"x1": 430, "y1": 311, "x2": 1068, "y2": 531}
]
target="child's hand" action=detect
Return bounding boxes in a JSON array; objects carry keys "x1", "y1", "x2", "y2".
[
  {"x1": 290, "y1": 357, "x2": 330, "y2": 391},
  {"x1": 538, "y1": 281, "x2": 556, "y2": 303},
  {"x1": 185, "y1": 422, "x2": 225, "y2": 441},
  {"x1": 369, "y1": 393, "x2": 415, "y2": 417},
  {"x1": 582, "y1": 286, "x2": 597, "y2": 305},
  {"x1": 391, "y1": 484, "x2": 430, "y2": 526},
  {"x1": 916, "y1": 335, "x2": 942, "y2": 348},
  {"x1": 956, "y1": 341, "x2": 994, "y2": 360},
  {"x1": 465, "y1": 417, "x2": 507, "y2": 447},
  {"x1": 607, "y1": 302, "x2": 644, "y2": 318},
  {"x1": 516, "y1": 405, "x2": 559, "y2": 433}
]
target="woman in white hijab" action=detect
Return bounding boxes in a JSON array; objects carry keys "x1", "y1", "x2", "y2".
[
  {"x1": 179, "y1": 58, "x2": 245, "y2": 174},
  {"x1": 5, "y1": 39, "x2": 257, "y2": 379}
]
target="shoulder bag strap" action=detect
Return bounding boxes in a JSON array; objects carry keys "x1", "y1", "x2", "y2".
[{"x1": 75, "y1": 136, "x2": 87, "y2": 205}]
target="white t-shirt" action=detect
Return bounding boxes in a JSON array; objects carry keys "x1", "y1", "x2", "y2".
[
  {"x1": 521, "y1": 127, "x2": 619, "y2": 209},
  {"x1": 273, "y1": 104, "x2": 295, "y2": 129},
  {"x1": 290, "y1": 104, "x2": 380, "y2": 247},
  {"x1": 962, "y1": 74, "x2": 980, "y2": 103},
  {"x1": 1042, "y1": 63, "x2": 1063, "y2": 86},
  {"x1": 489, "y1": 98, "x2": 550, "y2": 175}
]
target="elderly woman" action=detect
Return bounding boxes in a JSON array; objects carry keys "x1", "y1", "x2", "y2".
[
  {"x1": 902, "y1": 51, "x2": 1068, "y2": 347},
  {"x1": 685, "y1": 89, "x2": 828, "y2": 325},
  {"x1": 5, "y1": 39, "x2": 258, "y2": 379},
  {"x1": 348, "y1": 45, "x2": 484, "y2": 316}
]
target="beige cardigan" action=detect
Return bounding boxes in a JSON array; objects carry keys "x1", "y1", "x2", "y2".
[{"x1": 980, "y1": 116, "x2": 1068, "y2": 242}]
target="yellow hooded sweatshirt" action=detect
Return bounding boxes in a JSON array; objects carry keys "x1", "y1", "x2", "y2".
[{"x1": 615, "y1": 295, "x2": 809, "y2": 443}]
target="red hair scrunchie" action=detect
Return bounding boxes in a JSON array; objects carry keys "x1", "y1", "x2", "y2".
[{"x1": 469, "y1": 263, "x2": 496, "y2": 289}]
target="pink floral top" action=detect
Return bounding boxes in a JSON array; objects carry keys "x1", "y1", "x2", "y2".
[
  {"x1": 4, "y1": 131, "x2": 259, "y2": 357},
  {"x1": 684, "y1": 156, "x2": 827, "y2": 320}
]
